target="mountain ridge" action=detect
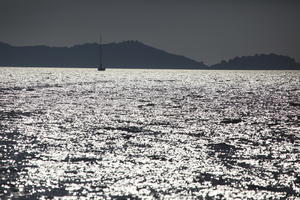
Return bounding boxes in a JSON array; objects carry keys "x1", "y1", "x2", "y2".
[
  {"x1": 0, "y1": 40, "x2": 206, "y2": 69},
  {"x1": 0, "y1": 41, "x2": 299, "y2": 69}
]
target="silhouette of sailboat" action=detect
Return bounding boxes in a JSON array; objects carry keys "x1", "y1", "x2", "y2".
[{"x1": 97, "y1": 33, "x2": 105, "y2": 71}]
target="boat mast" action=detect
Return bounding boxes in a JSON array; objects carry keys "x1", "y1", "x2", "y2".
[{"x1": 99, "y1": 33, "x2": 103, "y2": 69}]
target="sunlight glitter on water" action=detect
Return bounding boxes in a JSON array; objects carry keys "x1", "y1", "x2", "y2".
[{"x1": 0, "y1": 68, "x2": 299, "y2": 199}]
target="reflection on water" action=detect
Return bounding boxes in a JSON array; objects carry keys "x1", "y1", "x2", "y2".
[{"x1": 0, "y1": 68, "x2": 299, "y2": 199}]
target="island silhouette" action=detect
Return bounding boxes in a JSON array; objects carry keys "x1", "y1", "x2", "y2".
[
  {"x1": 211, "y1": 54, "x2": 300, "y2": 70},
  {"x1": 0, "y1": 41, "x2": 299, "y2": 70}
]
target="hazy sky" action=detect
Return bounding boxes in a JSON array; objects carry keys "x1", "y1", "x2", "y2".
[{"x1": 1, "y1": 0, "x2": 299, "y2": 65}]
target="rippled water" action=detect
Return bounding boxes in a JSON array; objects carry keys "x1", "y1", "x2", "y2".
[{"x1": 0, "y1": 67, "x2": 299, "y2": 199}]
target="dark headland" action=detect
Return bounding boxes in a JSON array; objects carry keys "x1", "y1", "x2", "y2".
[
  {"x1": 0, "y1": 41, "x2": 299, "y2": 70},
  {"x1": 211, "y1": 54, "x2": 300, "y2": 70}
]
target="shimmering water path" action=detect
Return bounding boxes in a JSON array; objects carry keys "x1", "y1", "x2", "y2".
[{"x1": 0, "y1": 68, "x2": 299, "y2": 199}]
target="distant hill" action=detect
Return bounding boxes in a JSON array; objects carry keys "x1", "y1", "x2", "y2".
[
  {"x1": 211, "y1": 54, "x2": 300, "y2": 70},
  {"x1": 0, "y1": 41, "x2": 206, "y2": 69},
  {"x1": 1, "y1": 41, "x2": 299, "y2": 70}
]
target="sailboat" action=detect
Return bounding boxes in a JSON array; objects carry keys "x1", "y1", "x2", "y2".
[{"x1": 97, "y1": 33, "x2": 106, "y2": 71}]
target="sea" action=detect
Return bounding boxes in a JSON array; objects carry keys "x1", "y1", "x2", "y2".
[{"x1": 0, "y1": 67, "x2": 299, "y2": 199}]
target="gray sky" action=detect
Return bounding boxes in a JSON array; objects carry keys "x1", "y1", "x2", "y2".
[{"x1": 0, "y1": 0, "x2": 299, "y2": 65}]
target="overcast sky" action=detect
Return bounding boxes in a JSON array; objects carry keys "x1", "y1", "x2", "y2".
[{"x1": 0, "y1": 0, "x2": 299, "y2": 65}]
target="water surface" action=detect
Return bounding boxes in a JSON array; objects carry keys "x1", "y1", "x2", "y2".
[{"x1": 0, "y1": 68, "x2": 299, "y2": 199}]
